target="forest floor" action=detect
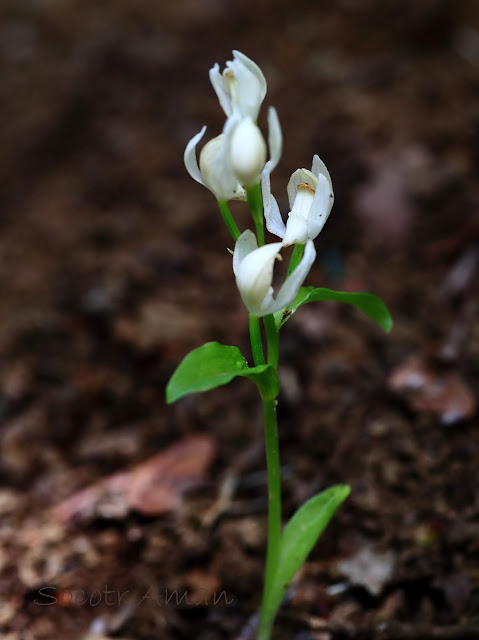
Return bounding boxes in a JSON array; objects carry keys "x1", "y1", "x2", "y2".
[{"x1": 0, "y1": 1, "x2": 478, "y2": 638}]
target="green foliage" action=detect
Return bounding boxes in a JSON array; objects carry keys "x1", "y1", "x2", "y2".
[
  {"x1": 275, "y1": 286, "x2": 393, "y2": 332},
  {"x1": 166, "y1": 342, "x2": 279, "y2": 404},
  {"x1": 265, "y1": 485, "x2": 350, "y2": 619}
]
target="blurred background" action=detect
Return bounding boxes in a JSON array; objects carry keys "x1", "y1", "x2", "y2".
[{"x1": 0, "y1": 1, "x2": 478, "y2": 638}]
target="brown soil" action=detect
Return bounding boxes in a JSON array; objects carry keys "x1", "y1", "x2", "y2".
[{"x1": 0, "y1": 1, "x2": 478, "y2": 638}]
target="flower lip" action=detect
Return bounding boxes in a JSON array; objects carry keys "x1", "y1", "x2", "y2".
[
  {"x1": 287, "y1": 168, "x2": 318, "y2": 210},
  {"x1": 297, "y1": 182, "x2": 315, "y2": 195}
]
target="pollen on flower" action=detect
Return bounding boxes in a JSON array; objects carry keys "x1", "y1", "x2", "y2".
[{"x1": 297, "y1": 182, "x2": 315, "y2": 195}]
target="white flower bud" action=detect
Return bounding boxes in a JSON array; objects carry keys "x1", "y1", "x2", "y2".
[{"x1": 229, "y1": 118, "x2": 267, "y2": 187}]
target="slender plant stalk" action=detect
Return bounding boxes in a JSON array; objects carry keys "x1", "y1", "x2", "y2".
[
  {"x1": 245, "y1": 181, "x2": 282, "y2": 640},
  {"x1": 257, "y1": 393, "x2": 281, "y2": 640},
  {"x1": 263, "y1": 314, "x2": 279, "y2": 370},
  {"x1": 218, "y1": 199, "x2": 241, "y2": 241},
  {"x1": 249, "y1": 315, "x2": 266, "y2": 367},
  {"x1": 287, "y1": 242, "x2": 305, "y2": 277},
  {"x1": 256, "y1": 312, "x2": 282, "y2": 639},
  {"x1": 246, "y1": 183, "x2": 265, "y2": 246}
]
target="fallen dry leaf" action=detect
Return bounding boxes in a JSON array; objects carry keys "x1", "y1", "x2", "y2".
[
  {"x1": 127, "y1": 434, "x2": 216, "y2": 516},
  {"x1": 433, "y1": 573, "x2": 471, "y2": 615},
  {"x1": 52, "y1": 435, "x2": 216, "y2": 522},
  {"x1": 388, "y1": 355, "x2": 476, "y2": 425},
  {"x1": 338, "y1": 545, "x2": 396, "y2": 596},
  {"x1": 354, "y1": 148, "x2": 419, "y2": 247}
]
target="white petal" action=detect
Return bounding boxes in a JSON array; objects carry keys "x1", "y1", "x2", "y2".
[
  {"x1": 312, "y1": 154, "x2": 334, "y2": 216},
  {"x1": 282, "y1": 214, "x2": 309, "y2": 246},
  {"x1": 209, "y1": 63, "x2": 232, "y2": 117},
  {"x1": 261, "y1": 162, "x2": 286, "y2": 238},
  {"x1": 221, "y1": 117, "x2": 247, "y2": 199},
  {"x1": 235, "y1": 242, "x2": 283, "y2": 316},
  {"x1": 286, "y1": 168, "x2": 318, "y2": 210},
  {"x1": 307, "y1": 173, "x2": 333, "y2": 239},
  {"x1": 199, "y1": 122, "x2": 245, "y2": 201},
  {"x1": 273, "y1": 240, "x2": 316, "y2": 311},
  {"x1": 184, "y1": 126, "x2": 207, "y2": 186},
  {"x1": 233, "y1": 229, "x2": 257, "y2": 275},
  {"x1": 231, "y1": 50, "x2": 267, "y2": 120},
  {"x1": 229, "y1": 118, "x2": 267, "y2": 186},
  {"x1": 232, "y1": 51, "x2": 267, "y2": 97},
  {"x1": 199, "y1": 134, "x2": 233, "y2": 199},
  {"x1": 267, "y1": 106, "x2": 282, "y2": 172},
  {"x1": 312, "y1": 154, "x2": 333, "y2": 190}
]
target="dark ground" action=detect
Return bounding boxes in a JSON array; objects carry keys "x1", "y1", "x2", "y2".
[{"x1": 0, "y1": 1, "x2": 478, "y2": 638}]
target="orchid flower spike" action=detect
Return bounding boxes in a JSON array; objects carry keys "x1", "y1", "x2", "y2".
[
  {"x1": 233, "y1": 230, "x2": 316, "y2": 317},
  {"x1": 262, "y1": 155, "x2": 334, "y2": 246},
  {"x1": 209, "y1": 50, "x2": 267, "y2": 121}
]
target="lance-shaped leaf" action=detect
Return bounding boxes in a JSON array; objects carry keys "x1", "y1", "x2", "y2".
[
  {"x1": 275, "y1": 286, "x2": 393, "y2": 332},
  {"x1": 264, "y1": 485, "x2": 350, "y2": 620},
  {"x1": 166, "y1": 342, "x2": 278, "y2": 404}
]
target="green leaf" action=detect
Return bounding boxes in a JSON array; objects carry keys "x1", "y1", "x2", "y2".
[
  {"x1": 276, "y1": 286, "x2": 393, "y2": 332},
  {"x1": 166, "y1": 342, "x2": 278, "y2": 404},
  {"x1": 266, "y1": 485, "x2": 350, "y2": 618}
]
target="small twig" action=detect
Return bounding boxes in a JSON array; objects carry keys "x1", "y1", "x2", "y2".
[
  {"x1": 201, "y1": 441, "x2": 264, "y2": 528},
  {"x1": 370, "y1": 623, "x2": 479, "y2": 640},
  {"x1": 235, "y1": 612, "x2": 260, "y2": 640},
  {"x1": 300, "y1": 615, "x2": 479, "y2": 640}
]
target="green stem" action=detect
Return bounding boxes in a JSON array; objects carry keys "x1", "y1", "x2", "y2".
[
  {"x1": 218, "y1": 199, "x2": 241, "y2": 241},
  {"x1": 263, "y1": 314, "x2": 279, "y2": 370},
  {"x1": 244, "y1": 181, "x2": 281, "y2": 639},
  {"x1": 287, "y1": 243, "x2": 305, "y2": 278},
  {"x1": 246, "y1": 183, "x2": 265, "y2": 246},
  {"x1": 257, "y1": 394, "x2": 281, "y2": 640},
  {"x1": 249, "y1": 315, "x2": 265, "y2": 367},
  {"x1": 256, "y1": 311, "x2": 281, "y2": 640}
]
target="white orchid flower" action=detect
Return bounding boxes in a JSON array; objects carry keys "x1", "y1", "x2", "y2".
[
  {"x1": 262, "y1": 154, "x2": 334, "y2": 246},
  {"x1": 233, "y1": 230, "x2": 316, "y2": 317},
  {"x1": 184, "y1": 119, "x2": 246, "y2": 201},
  {"x1": 185, "y1": 107, "x2": 282, "y2": 200},
  {"x1": 209, "y1": 50, "x2": 267, "y2": 121}
]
